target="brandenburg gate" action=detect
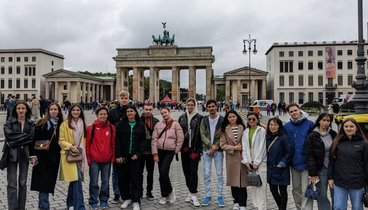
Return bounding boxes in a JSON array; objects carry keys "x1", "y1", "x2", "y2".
[{"x1": 113, "y1": 23, "x2": 215, "y2": 103}]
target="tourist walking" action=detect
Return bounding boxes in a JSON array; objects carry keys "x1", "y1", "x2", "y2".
[
  {"x1": 30, "y1": 102, "x2": 63, "y2": 210},
  {"x1": 3, "y1": 101, "x2": 35, "y2": 210},
  {"x1": 86, "y1": 107, "x2": 116, "y2": 209},
  {"x1": 220, "y1": 110, "x2": 247, "y2": 210},
  {"x1": 152, "y1": 107, "x2": 184, "y2": 205},
  {"x1": 59, "y1": 103, "x2": 88, "y2": 210},
  {"x1": 178, "y1": 98, "x2": 203, "y2": 207},
  {"x1": 31, "y1": 96, "x2": 40, "y2": 119},
  {"x1": 328, "y1": 118, "x2": 368, "y2": 210},
  {"x1": 305, "y1": 113, "x2": 336, "y2": 209},
  {"x1": 241, "y1": 111, "x2": 267, "y2": 210},
  {"x1": 266, "y1": 117, "x2": 294, "y2": 210}
]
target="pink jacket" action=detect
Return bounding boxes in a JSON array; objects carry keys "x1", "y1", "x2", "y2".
[{"x1": 151, "y1": 120, "x2": 184, "y2": 154}]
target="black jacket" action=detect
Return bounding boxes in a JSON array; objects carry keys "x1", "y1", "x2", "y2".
[
  {"x1": 305, "y1": 129, "x2": 337, "y2": 176},
  {"x1": 107, "y1": 104, "x2": 127, "y2": 127},
  {"x1": 140, "y1": 114, "x2": 159, "y2": 154},
  {"x1": 178, "y1": 113, "x2": 203, "y2": 154},
  {"x1": 328, "y1": 135, "x2": 368, "y2": 189},
  {"x1": 115, "y1": 119, "x2": 146, "y2": 159}
]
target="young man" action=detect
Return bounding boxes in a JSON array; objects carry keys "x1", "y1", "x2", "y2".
[
  {"x1": 284, "y1": 103, "x2": 314, "y2": 210},
  {"x1": 107, "y1": 90, "x2": 130, "y2": 203},
  {"x1": 139, "y1": 103, "x2": 159, "y2": 200},
  {"x1": 200, "y1": 99, "x2": 225, "y2": 207}
]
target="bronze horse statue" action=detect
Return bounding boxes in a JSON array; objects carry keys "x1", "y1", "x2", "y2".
[{"x1": 152, "y1": 35, "x2": 161, "y2": 45}]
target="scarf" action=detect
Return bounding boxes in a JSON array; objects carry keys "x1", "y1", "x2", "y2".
[
  {"x1": 71, "y1": 118, "x2": 87, "y2": 172},
  {"x1": 144, "y1": 114, "x2": 153, "y2": 130},
  {"x1": 186, "y1": 98, "x2": 198, "y2": 147}
]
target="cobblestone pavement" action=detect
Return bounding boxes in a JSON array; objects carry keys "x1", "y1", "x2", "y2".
[{"x1": 0, "y1": 109, "x2": 332, "y2": 210}]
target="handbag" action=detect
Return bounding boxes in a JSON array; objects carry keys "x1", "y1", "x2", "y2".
[
  {"x1": 0, "y1": 145, "x2": 9, "y2": 170},
  {"x1": 304, "y1": 182, "x2": 320, "y2": 200},
  {"x1": 35, "y1": 127, "x2": 57, "y2": 151},
  {"x1": 66, "y1": 136, "x2": 83, "y2": 163},
  {"x1": 247, "y1": 171, "x2": 262, "y2": 186},
  {"x1": 363, "y1": 186, "x2": 368, "y2": 207}
]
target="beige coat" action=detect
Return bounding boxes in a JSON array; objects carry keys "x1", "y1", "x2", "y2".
[{"x1": 220, "y1": 124, "x2": 248, "y2": 187}]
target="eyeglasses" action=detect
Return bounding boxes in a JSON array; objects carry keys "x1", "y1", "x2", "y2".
[{"x1": 247, "y1": 118, "x2": 257, "y2": 122}]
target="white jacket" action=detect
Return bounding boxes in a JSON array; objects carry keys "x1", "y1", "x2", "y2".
[{"x1": 241, "y1": 126, "x2": 267, "y2": 166}]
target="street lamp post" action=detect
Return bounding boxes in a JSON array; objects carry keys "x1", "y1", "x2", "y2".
[{"x1": 243, "y1": 34, "x2": 257, "y2": 107}]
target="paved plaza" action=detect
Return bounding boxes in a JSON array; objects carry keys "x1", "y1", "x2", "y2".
[{"x1": 0, "y1": 109, "x2": 339, "y2": 210}]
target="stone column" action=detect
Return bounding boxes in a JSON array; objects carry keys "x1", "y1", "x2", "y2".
[
  {"x1": 237, "y1": 80, "x2": 241, "y2": 105},
  {"x1": 149, "y1": 67, "x2": 155, "y2": 102},
  {"x1": 171, "y1": 66, "x2": 179, "y2": 102},
  {"x1": 45, "y1": 81, "x2": 49, "y2": 99},
  {"x1": 206, "y1": 66, "x2": 212, "y2": 100},
  {"x1": 116, "y1": 68, "x2": 122, "y2": 96},
  {"x1": 121, "y1": 68, "x2": 129, "y2": 92},
  {"x1": 225, "y1": 80, "x2": 231, "y2": 104},
  {"x1": 251, "y1": 80, "x2": 255, "y2": 101},
  {"x1": 96, "y1": 84, "x2": 100, "y2": 100},
  {"x1": 82, "y1": 82, "x2": 86, "y2": 102},
  {"x1": 262, "y1": 79, "x2": 267, "y2": 99},
  {"x1": 155, "y1": 69, "x2": 160, "y2": 103},
  {"x1": 67, "y1": 81, "x2": 71, "y2": 101},
  {"x1": 110, "y1": 85, "x2": 114, "y2": 101},
  {"x1": 188, "y1": 66, "x2": 196, "y2": 98},
  {"x1": 76, "y1": 81, "x2": 81, "y2": 102},
  {"x1": 138, "y1": 68, "x2": 144, "y2": 102},
  {"x1": 100, "y1": 85, "x2": 104, "y2": 100},
  {"x1": 133, "y1": 67, "x2": 139, "y2": 102},
  {"x1": 54, "y1": 81, "x2": 59, "y2": 103},
  {"x1": 86, "y1": 83, "x2": 91, "y2": 103}
]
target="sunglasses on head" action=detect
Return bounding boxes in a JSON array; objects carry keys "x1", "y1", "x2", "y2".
[{"x1": 247, "y1": 117, "x2": 257, "y2": 122}]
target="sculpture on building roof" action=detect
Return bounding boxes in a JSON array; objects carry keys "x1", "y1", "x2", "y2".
[{"x1": 152, "y1": 22, "x2": 175, "y2": 46}]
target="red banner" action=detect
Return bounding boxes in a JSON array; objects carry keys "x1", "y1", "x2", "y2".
[{"x1": 325, "y1": 46, "x2": 336, "y2": 78}]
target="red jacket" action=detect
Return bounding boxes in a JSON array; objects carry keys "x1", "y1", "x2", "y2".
[{"x1": 86, "y1": 120, "x2": 116, "y2": 165}]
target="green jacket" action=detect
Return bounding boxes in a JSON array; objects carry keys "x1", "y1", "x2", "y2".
[{"x1": 200, "y1": 115, "x2": 224, "y2": 151}]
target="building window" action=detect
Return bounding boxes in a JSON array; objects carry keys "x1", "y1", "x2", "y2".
[
  {"x1": 242, "y1": 83, "x2": 247, "y2": 89},
  {"x1": 347, "y1": 49, "x2": 353, "y2": 55},
  {"x1": 289, "y1": 75, "x2": 294, "y2": 86},
  {"x1": 16, "y1": 66, "x2": 20, "y2": 74},
  {"x1": 8, "y1": 57, "x2": 13, "y2": 62},
  {"x1": 280, "y1": 76, "x2": 284, "y2": 86},
  {"x1": 288, "y1": 51, "x2": 294, "y2": 57},
  {"x1": 32, "y1": 56, "x2": 36, "y2": 62},
  {"x1": 0, "y1": 57, "x2": 4, "y2": 62},
  {"x1": 280, "y1": 61, "x2": 293, "y2": 73},
  {"x1": 16, "y1": 79, "x2": 20, "y2": 89},
  {"x1": 308, "y1": 75, "x2": 314, "y2": 86},
  {"x1": 338, "y1": 75, "x2": 343, "y2": 86},
  {"x1": 24, "y1": 79, "x2": 28, "y2": 88},
  {"x1": 308, "y1": 92, "x2": 313, "y2": 102},
  {"x1": 8, "y1": 66, "x2": 12, "y2": 74},
  {"x1": 348, "y1": 75, "x2": 353, "y2": 85},
  {"x1": 289, "y1": 92, "x2": 294, "y2": 104},
  {"x1": 51, "y1": 60, "x2": 54, "y2": 65},
  {"x1": 32, "y1": 79, "x2": 36, "y2": 88},
  {"x1": 24, "y1": 57, "x2": 28, "y2": 62},
  {"x1": 308, "y1": 50, "x2": 313, "y2": 56},
  {"x1": 318, "y1": 92, "x2": 323, "y2": 104},
  {"x1": 298, "y1": 51, "x2": 303, "y2": 57},
  {"x1": 318, "y1": 61, "x2": 323, "y2": 70},
  {"x1": 337, "y1": 50, "x2": 343, "y2": 56},
  {"x1": 279, "y1": 92, "x2": 285, "y2": 103},
  {"x1": 279, "y1": 51, "x2": 284, "y2": 57},
  {"x1": 0, "y1": 79, "x2": 4, "y2": 89},
  {"x1": 1, "y1": 66, "x2": 4, "y2": 74},
  {"x1": 8, "y1": 79, "x2": 12, "y2": 88},
  {"x1": 347, "y1": 61, "x2": 353, "y2": 69},
  {"x1": 317, "y1": 50, "x2": 323, "y2": 56},
  {"x1": 25, "y1": 67, "x2": 28, "y2": 76},
  {"x1": 337, "y1": 61, "x2": 343, "y2": 70},
  {"x1": 318, "y1": 75, "x2": 323, "y2": 86},
  {"x1": 298, "y1": 92, "x2": 304, "y2": 104},
  {"x1": 298, "y1": 62, "x2": 303, "y2": 70},
  {"x1": 64, "y1": 85, "x2": 67, "y2": 90},
  {"x1": 15, "y1": 94, "x2": 20, "y2": 99},
  {"x1": 298, "y1": 75, "x2": 304, "y2": 86},
  {"x1": 16, "y1": 57, "x2": 21, "y2": 62},
  {"x1": 33, "y1": 67, "x2": 36, "y2": 76},
  {"x1": 24, "y1": 94, "x2": 28, "y2": 101},
  {"x1": 308, "y1": 61, "x2": 313, "y2": 70}
]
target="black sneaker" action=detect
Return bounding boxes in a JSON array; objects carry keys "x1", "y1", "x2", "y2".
[
  {"x1": 146, "y1": 192, "x2": 155, "y2": 200},
  {"x1": 111, "y1": 194, "x2": 121, "y2": 204}
]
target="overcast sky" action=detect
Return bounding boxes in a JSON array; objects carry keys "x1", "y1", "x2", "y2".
[{"x1": 0, "y1": 0, "x2": 366, "y2": 94}]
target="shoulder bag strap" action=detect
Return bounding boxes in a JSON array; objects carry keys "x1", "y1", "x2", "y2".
[{"x1": 267, "y1": 136, "x2": 278, "y2": 152}]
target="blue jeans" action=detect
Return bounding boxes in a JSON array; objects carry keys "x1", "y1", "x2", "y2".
[
  {"x1": 334, "y1": 185, "x2": 363, "y2": 210},
  {"x1": 203, "y1": 150, "x2": 224, "y2": 198},
  {"x1": 317, "y1": 166, "x2": 333, "y2": 210},
  {"x1": 112, "y1": 163, "x2": 120, "y2": 196},
  {"x1": 67, "y1": 171, "x2": 85, "y2": 210},
  {"x1": 89, "y1": 161, "x2": 111, "y2": 205},
  {"x1": 39, "y1": 192, "x2": 50, "y2": 210}
]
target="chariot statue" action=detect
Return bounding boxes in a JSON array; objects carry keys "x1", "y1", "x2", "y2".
[{"x1": 152, "y1": 22, "x2": 175, "y2": 46}]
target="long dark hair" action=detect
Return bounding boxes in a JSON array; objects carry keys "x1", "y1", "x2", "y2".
[
  {"x1": 266, "y1": 117, "x2": 285, "y2": 136},
  {"x1": 313, "y1": 113, "x2": 333, "y2": 130},
  {"x1": 330, "y1": 118, "x2": 366, "y2": 157},
  {"x1": 221, "y1": 110, "x2": 245, "y2": 132},
  {"x1": 36, "y1": 102, "x2": 64, "y2": 128},
  {"x1": 246, "y1": 111, "x2": 260, "y2": 127},
  {"x1": 125, "y1": 104, "x2": 140, "y2": 122},
  {"x1": 67, "y1": 103, "x2": 87, "y2": 137},
  {"x1": 12, "y1": 100, "x2": 32, "y2": 120}
]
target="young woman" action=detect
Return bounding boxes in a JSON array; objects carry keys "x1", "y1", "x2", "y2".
[
  {"x1": 152, "y1": 107, "x2": 184, "y2": 205},
  {"x1": 178, "y1": 98, "x2": 203, "y2": 207},
  {"x1": 305, "y1": 113, "x2": 337, "y2": 209},
  {"x1": 220, "y1": 110, "x2": 247, "y2": 210},
  {"x1": 241, "y1": 111, "x2": 267, "y2": 210},
  {"x1": 59, "y1": 103, "x2": 87, "y2": 210},
  {"x1": 266, "y1": 117, "x2": 293, "y2": 210},
  {"x1": 115, "y1": 105, "x2": 145, "y2": 210},
  {"x1": 3, "y1": 100, "x2": 35, "y2": 210},
  {"x1": 86, "y1": 107, "x2": 116, "y2": 209},
  {"x1": 328, "y1": 118, "x2": 368, "y2": 210},
  {"x1": 30, "y1": 102, "x2": 63, "y2": 210}
]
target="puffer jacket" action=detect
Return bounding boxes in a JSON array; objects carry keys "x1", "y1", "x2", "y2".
[{"x1": 151, "y1": 120, "x2": 184, "y2": 154}]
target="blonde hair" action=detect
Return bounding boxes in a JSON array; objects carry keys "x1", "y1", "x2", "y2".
[{"x1": 118, "y1": 90, "x2": 129, "y2": 98}]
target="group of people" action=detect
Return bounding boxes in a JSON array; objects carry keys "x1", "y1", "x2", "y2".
[{"x1": 1, "y1": 92, "x2": 368, "y2": 210}]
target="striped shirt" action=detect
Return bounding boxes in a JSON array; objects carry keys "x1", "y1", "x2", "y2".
[{"x1": 231, "y1": 126, "x2": 238, "y2": 141}]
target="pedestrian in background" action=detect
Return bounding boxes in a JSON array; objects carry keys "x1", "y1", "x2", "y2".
[
  {"x1": 328, "y1": 118, "x2": 368, "y2": 210},
  {"x1": 30, "y1": 102, "x2": 63, "y2": 210},
  {"x1": 152, "y1": 107, "x2": 184, "y2": 205},
  {"x1": 266, "y1": 117, "x2": 293, "y2": 210},
  {"x1": 3, "y1": 101, "x2": 35, "y2": 210},
  {"x1": 241, "y1": 111, "x2": 267, "y2": 210},
  {"x1": 305, "y1": 113, "x2": 336, "y2": 209},
  {"x1": 220, "y1": 110, "x2": 247, "y2": 210},
  {"x1": 59, "y1": 103, "x2": 88, "y2": 210},
  {"x1": 31, "y1": 96, "x2": 40, "y2": 119},
  {"x1": 86, "y1": 107, "x2": 116, "y2": 209}
]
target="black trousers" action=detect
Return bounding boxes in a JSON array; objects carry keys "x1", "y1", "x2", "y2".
[
  {"x1": 117, "y1": 158, "x2": 141, "y2": 203},
  {"x1": 158, "y1": 149, "x2": 175, "y2": 197},
  {"x1": 139, "y1": 154, "x2": 155, "y2": 195},
  {"x1": 269, "y1": 184, "x2": 288, "y2": 210},
  {"x1": 181, "y1": 151, "x2": 199, "y2": 194},
  {"x1": 231, "y1": 186, "x2": 247, "y2": 207}
]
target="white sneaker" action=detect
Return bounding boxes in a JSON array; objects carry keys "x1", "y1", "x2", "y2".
[
  {"x1": 159, "y1": 197, "x2": 167, "y2": 205},
  {"x1": 190, "y1": 195, "x2": 201, "y2": 207},
  {"x1": 239, "y1": 207, "x2": 246, "y2": 210},
  {"x1": 132, "y1": 202, "x2": 140, "y2": 210},
  {"x1": 120, "y1": 200, "x2": 131, "y2": 209},
  {"x1": 233, "y1": 203, "x2": 240, "y2": 210},
  {"x1": 68, "y1": 207, "x2": 74, "y2": 210},
  {"x1": 185, "y1": 193, "x2": 191, "y2": 202},
  {"x1": 168, "y1": 190, "x2": 176, "y2": 204}
]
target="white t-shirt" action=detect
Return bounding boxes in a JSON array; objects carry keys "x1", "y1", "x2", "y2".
[{"x1": 209, "y1": 114, "x2": 220, "y2": 144}]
